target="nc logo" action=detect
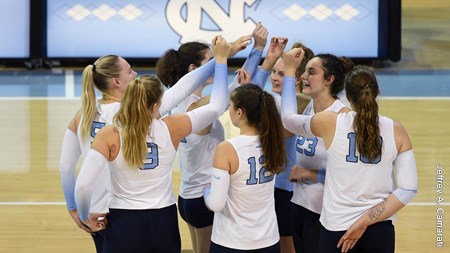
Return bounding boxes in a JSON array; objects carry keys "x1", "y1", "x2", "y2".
[{"x1": 166, "y1": 0, "x2": 257, "y2": 44}]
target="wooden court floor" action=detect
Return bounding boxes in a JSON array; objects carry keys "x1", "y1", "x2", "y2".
[{"x1": 0, "y1": 98, "x2": 449, "y2": 253}]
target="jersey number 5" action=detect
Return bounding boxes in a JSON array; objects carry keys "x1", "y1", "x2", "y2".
[{"x1": 246, "y1": 155, "x2": 274, "y2": 185}]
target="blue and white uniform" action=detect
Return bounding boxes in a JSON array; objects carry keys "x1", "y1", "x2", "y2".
[
  {"x1": 102, "y1": 120, "x2": 180, "y2": 253},
  {"x1": 175, "y1": 94, "x2": 224, "y2": 228},
  {"x1": 76, "y1": 102, "x2": 120, "y2": 213},
  {"x1": 211, "y1": 135, "x2": 279, "y2": 250},
  {"x1": 109, "y1": 120, "x2": 177, "y2": 210},
  {"x1": 61, "y1": 57, "x2": 221, "y2": 213},
  {"x1": 175, "y1": 94, "x2": 225, "y2": 198},
  {"x1": 281, "y1": 76, "x2": 418, "y2": 253},
  {"x1": 321, "y1": 112, "x2": 399, "y2": 230},
  {"x1": 293, "y1": 100, "x2": 346, "y2": 214},
  {"x1": 175, "y1": 47, "x2": 263, "y2": 228},
  {"x1": 74, "y1": 62, "x2": 230, "y2": 253}
]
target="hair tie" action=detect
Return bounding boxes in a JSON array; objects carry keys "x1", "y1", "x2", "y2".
[{"x1": 92, "y1": 64, "x2": 96, "y2": 72}]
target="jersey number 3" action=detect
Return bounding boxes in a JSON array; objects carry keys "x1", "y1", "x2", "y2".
[
  {"x1": 142, "y1": 143, "x2": 159, "y2": 170},
  {"x1": 246, "y1": 156, "x2": 274, "y2": 185}
]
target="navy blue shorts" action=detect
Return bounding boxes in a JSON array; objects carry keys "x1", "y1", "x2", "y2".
[
  {"x1": 178, "y1": 195, "x2": 214, "y2": 228},
  {"x1": 319, "y1": 220, "x2": 394, "y2": 253},
  {"x1": 274, "y1": 188, "x2": 293, "y2": 236},
  {"x1": 91, "y1": 229, "x2": 106, "y2": 253},
  {"x1": 102, "y1": 204, "x2": 181, "y2": 253},
  {"x1": 291, "y1": 204, "x2": 321, "y2": 253},
  {"x1": 210, "y1": 241, "x2": 280, "y2": 253}
]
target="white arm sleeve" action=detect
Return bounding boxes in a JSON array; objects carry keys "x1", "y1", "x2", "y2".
[
  {"x1": 203, "y1": 168, "x2": 230, "y2": 212},
  {"x1": 75, "y1": 149, "x2": 108, "y2": 222},
  {"x1": 228, "y1": 48, "x2": 263, "y2": 93},
  {"x1": 159, "y1": 59, "x2": 216, "y2": 117},
  {"x1": 393, "y1": 149, "x2": 418, "y2": 204},
  {"x1": 281, "y1": 76, "x2": 315, "y2": 137},
  {"x1": 59, "y1": 129, "x2": 81, "y2": 210},
  {"x1": 187, "y1": 64, "x2": 228, "y2": 133}
]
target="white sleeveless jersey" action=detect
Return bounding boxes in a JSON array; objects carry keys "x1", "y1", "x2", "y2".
[
  {"x1": 108, "y1": 119, "x2": 177, "y2": 209},
  {"x1": 292, "y1": 100, "x2": 346, "y2": 214},
  {"x1": 77, "y1": 102, "x2": 121, "y2": 213},
  {"x1": 173, "y1": 94, "x2": 225, "y2": 198},
  {"x1": 211, "y1": 135, "x2": 279, "y2": 250},
  {"x1": 320, "y1": 112, "x2": 398, "y2": 231}
]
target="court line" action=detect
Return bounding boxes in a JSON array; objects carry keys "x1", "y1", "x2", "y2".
[
  {"x1": 0, "y1": 97, "x2": 80, "y2": 100},
  {"x1": 381, "y1": 96, "x2": 450, "y2": 100},
  {"x1": 0, "y1": 202, "x2": 65, "y2": 205},
  {"x1": 408, "y1": 202, "x2": 450, "y2": 206},
  {"x1": 0, "y1": 201, "x2": 448, "y2": 206},
  {"x1": 65, "y1": 69, "x2": 75, "y2": 98}
]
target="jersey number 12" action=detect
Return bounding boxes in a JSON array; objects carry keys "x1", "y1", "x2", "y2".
[{"x1": 246, "y1": 155, "x2": 274, "y2": 185}]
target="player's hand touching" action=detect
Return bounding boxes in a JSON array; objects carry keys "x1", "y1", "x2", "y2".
[
  {"x1": 212, "y1": 35, "x2": 232, "y2": 64},
  {"x1": 253, "y1": 22, "x2": 268, "y2": 51}
]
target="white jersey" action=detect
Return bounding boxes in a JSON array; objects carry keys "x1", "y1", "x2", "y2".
[
  {"x1": 173, "y1": 94, "x2": 224, "y2": 198},
  {"x1": 320, "y1": 112, "x2": 398, "y2": 231},
  {"x1": 211, "y1": 135, "x2": 279, "y2": 250},
  {"x1": 108, "y1": 119, "x2": 176, "y2": 209},
  {"x1": 292, "y1": 100, "x2": 346, "y2": 214},
  {"x1": 77, "y1": 102, "x2": 121, "y2": 213}
]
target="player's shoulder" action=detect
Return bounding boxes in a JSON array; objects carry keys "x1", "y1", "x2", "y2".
[
  {"x1": 96, "y1": 125, "x2": 119, "y2": 138},
  {"x1": 217, "y1": 140, "x2": 235, "y2": 152},
  {"x1": 68, "y1": 108, "x2": 82, "y2": 132}
]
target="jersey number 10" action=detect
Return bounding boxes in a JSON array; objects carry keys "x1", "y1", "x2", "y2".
[{"x1": 346, "y1": 132, "x2": 382, "y2": 164}]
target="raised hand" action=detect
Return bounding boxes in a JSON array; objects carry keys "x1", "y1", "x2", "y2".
[
  {"x1": 212, "y1": 35, "x2": 232, "y2": 64},
  {"x1": 266, "y1": 37, "x2": 288, "y2": 62},
  {"x1": 235, "y1": 68, "x2": 251, "y2": 85},
  {"x1": 282, "y1": 47, "x2": 305, "y2": 77},
  {"x1": 260, "y1": 37, "x2": 289, "y2": 71},
  {"x1": 253, "y1": 22, "x2": 268, "y2": 51},
  {"x1": 229, "y1": 34, "x2": 252, "y2": 58}
]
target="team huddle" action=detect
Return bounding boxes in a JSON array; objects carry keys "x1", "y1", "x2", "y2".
[{"x1": 59, "y1": 23, "x2": 418, "y2": 253}]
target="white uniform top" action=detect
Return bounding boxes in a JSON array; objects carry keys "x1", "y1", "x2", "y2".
[
  {"x1": 77, "y1": 102, "x2": 120, "y2": 213},
  {"x1": 108, "y1": 119, "x2": 177, "y2": 209},
  {"x1": 320, "y1": 111, "x2": 398, "y2": 231},
  {"x1": 211, "y1": 135, "x2": 279, "y2": 250},
  {"x1": 292, "y1": 100, "x2": 346, "y2": 214},
  {"x1": 173, "y1": 94, "x2": 224, "y2": 198}
]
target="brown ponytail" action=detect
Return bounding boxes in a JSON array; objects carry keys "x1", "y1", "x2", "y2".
[
  {"x1": 230, "y1": 84, "x2": 286, "y2": 173},
  {"x1": 156, "y1": 42, "x2": 210, "y2": 88},
  {"x1": 345, "y1": 66, "x2": 381, "y2": 161}
]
